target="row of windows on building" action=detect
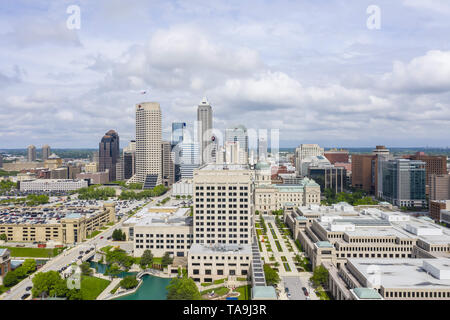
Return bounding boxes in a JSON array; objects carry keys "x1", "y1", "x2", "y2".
[
  {"x1": 195, "y1": 204, "x2": 249, "y2": 208},
  {"x1": 196, "y1": 186, "x2": 248, "y2": 191},
  {"x1": 195, "y1": 239, "x2": 249, "y2": 244},
  {"x1": 195, "y1": 233, "x2": 249, "y2": 238},
  {"x1": 195, "y1": 192, "x2": 249, "y2": 197},
  {"x1": 136, "y1": 239, "x2": 193, "y2": 244},
  {"x1": 195, "y1": 210, "x2": 250, "y2": 215},
  {"x1": 135, "y1": 233, "x2": 193, "y2": 238},
  {"x1": 197, "y1": 198, "x2": 249, "y2": 203},
  {"x1": 135, "y1": 244, "x2": 189, "y2": 250}
]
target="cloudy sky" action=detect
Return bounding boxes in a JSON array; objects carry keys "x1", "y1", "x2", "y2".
[{"x1": 1, "y1": 0, "x2": 450, "y2": 149}]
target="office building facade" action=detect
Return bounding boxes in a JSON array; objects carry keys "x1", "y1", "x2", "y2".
[
  {"x1": 99, "y1": 130, "x2": 120, "y2": 182},
  {"x1": 131, "y1": 102, "x2": 162, "y2": 188},
  {"x1": 27, "y1": 145, "x2": 36, "y2": 162},
  {"x1": 197, "y1": 98, "x2": 213, "y2": 164}
]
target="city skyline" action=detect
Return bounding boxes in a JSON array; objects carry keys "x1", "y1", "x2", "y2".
[{"x1": 1, "y1": 1, "x2": 450, "y2": 148}]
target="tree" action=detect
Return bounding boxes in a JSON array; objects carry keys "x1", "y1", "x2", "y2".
[
  {"x1": 311, "y1": 265, "x2": 329, "y2": 288},
  {"x1": 107, "y1": 263, "x2": 122, "y2": 278},
  {"x1": 140, "y1": 250, "x2": 153, "y2": 269},
  {"x1": 112, "y1": 229, "x2": 126, "y2": 241},
  {"x1": 80, "y1": 261, "x2": 93, "y2": 276},
  {"x1": 119, "y1": 275, "x2": 139, "y2": 289},
  {"x1": 21, "y1": 259, "x2": 37, "y2": 274},
  {"x1": 32, "y1": 271, "x2": 66, "y2": 298},
  {"x1": 263, "y1": 264, "x2": 280, "y2": 286},
  {"x1": 0, "y1": 233, "x2": 7, "y2": 241},
  {"x1": 3, "y1": 271, "x2": 18, "y2": 287},
  {"x1": 166, "y1": 277, "x2": 201, "y2": 300},
  {"x1": 161, "y1": 252, "x2": 173, "y2": 268}
]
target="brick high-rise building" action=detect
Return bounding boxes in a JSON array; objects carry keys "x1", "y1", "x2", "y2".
[
  {"x1": 324, "y1": 148, "x2": 349, "y2": 164},
  {"x1": 99, "y1": 130, "x2": 120, "y2": 182},
  {"x1": 403, "y1": 152, "x2": 447, "y2": 195},
  {"x1": 351, "y1": 146, "x2": 390, "y2": 194},
  {"x1": 429, "y1": 174, "x2": 450, "y2": 201}
]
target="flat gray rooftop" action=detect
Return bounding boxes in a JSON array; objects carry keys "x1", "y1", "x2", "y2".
[{"x1": 348, "y1": 258, "x2": 450, "y2": 289}]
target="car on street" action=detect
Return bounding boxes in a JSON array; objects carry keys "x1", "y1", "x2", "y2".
[
  {"x1": 21, "y1": 293, "x2": 30, "y2": 300},
  {"x1": 285, "y1": 287, "x2": 291, "y2": 298},
  {"x1": 100, "y1": 236, "x2": 104, "y2": 239},
  {"x1": 25, "y1": 286, "x2": 32, "y2": 291},
  {"x1": 302, "y1": 287, "x2": 309, "y2": 296},
  {"x1": 77, "y1": 255, "x2": 82, "y2": 259}
]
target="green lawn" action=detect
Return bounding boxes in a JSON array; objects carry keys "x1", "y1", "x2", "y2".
[
  {"x1": 214, "y1": 278, "x2": 226, "y2": 284},
  {"x1": 0, "y1": 246, "x2": 64, "y2": 258},
  {"x1": 275, "y1": 240, "x2": 283, "y2": 252},
  {"x1": 86, "y1": 230, "x2": 101, "y2": 239},
  {"x1": 315, "y1": 286, "x2": 331, "y2": 300},
  {"x1": 201, "y1": 286, "x2": 229, "y2": 296},
  {"x1": 236, "y1": 285, "x2": 251, "y2": 300},
  {"x1": 80, "y1": 276, "x2": 111, "y2": 300}
]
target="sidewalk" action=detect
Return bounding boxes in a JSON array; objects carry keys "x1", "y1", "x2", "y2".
[{"x1": 96, "y1": 278, "x2": 121, "y2": 300}]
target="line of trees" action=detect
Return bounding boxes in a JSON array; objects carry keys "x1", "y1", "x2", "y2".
[
  {"x1": 2, "y1": 259, "x2": 36, "y2": 287},
  {"x1": 118, "y1": 185, "x2": 168, "y2": 200},
  {"x1": 322, "y1": 188, "x2": 379, "y2": 206},
  {"x1": 77, "y1": 186, "x2": 116, "y2": 200}
]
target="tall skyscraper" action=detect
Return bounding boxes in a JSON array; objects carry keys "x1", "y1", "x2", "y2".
[
  {"x1": 131, "y1": 102, "x2": 162, "y2": 188},
  {"x1": 99, "y1": 130, "x2": 120, "y2": 182},
  {"x1": 179, "y1": 142, "x2": 200, "y2": 179},
  {"x1": 171, "y1": 122, "x2": 186, "y2": 148},
  {"x1": 0, "y1": 153, "x2": 3, "y2": 168},
  {"x1": 197, "y1": 97, "x2": 213, "y2": 164},
  {"x1": 161, "y1": 140, "x2": 175, "y2": 187},
  {"x1": 42, "y1": 144, "x2": 51, "y2": 161},
  {"x1": 123, "y1": 140, "x2": 136, "y2": 180},
  {"x1": 257, "y1": 137, "x2": 268, "y2": 161},
  {"x1": 225, "y1": 125, "x2": 249, "y2": 164},
  {"x1": 27, "y1": 145, "x2": 36, "y2": 162}
]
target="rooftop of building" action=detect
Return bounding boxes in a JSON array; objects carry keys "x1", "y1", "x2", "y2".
[
  {"x1": 189, "y1": 243, "x2": 252, "y2": 255},
  {"x1": 252, "y1": 286, "x2": 277, "y2": 299},
  {"x1": 199, "y1": 164, "x2": 250, "y2": 171},
  {"x1": 124, "y1": 206, "x2": 191, "y2": 227},
  {"x1": 348, "y1": 258, "x2": 450, "y2": 289},
  {"x1": 351, "y1": 287, "x2": 383, "y2": 300}
]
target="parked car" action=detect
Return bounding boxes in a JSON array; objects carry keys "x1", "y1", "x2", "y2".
[{"x1": 25, "y1": 286, "x2": 32, "y2": 291}]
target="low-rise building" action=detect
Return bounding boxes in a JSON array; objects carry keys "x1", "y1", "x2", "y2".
[
  {"x1": 328, "y1": 258, "x2": 450, "y2": 300},
  {"x1": 76, "y1": 171, "x2": 109, "y2": 185},
  {"x1": 187, "y1": 243, "x2": 252, "y2": 283},
  {"x1": 171, "y1": 179, "x2": 193, "y2": 197},
  {"x1": 19, "y1": 179, "x2": 88, "y2": 192},
  {"x1": 255, "y1": 178, "x2": 321, "y2": 214},
  {"x1": 0, "y1": 249, "x2": 11, "y2": 285},
  {"x1": 122, "y1": 206, "x2": 193, "y2": 257},
  {"x1": 284, "y1": 203, "x2": 450, "y2": 270},
  {"x1": 0, "y1": 202, "x2": 115, "y2": 244}
]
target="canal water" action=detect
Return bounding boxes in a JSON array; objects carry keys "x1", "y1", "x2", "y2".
[
  {"x1": 114, "y1": 274, "x2": 171, "y2": 300},
  {"x1": 89, "y1": 261, "x2": 170, "y2": 300}
]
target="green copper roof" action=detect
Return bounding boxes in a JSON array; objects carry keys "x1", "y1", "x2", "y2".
[
  {"x1": 255, "y1": 162, "x2": 271, "y2": 170},
  {"x1": 352, "y1": 288, "x2": 383, "y2": 299}
]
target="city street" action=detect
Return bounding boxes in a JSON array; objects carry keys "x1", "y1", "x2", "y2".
[
  {"x1": 0, "y1": 191, "x2": 170, "y2": 300},
  {"x1": 282, "y1": 276, "x2": 306, "y2": 300}
]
